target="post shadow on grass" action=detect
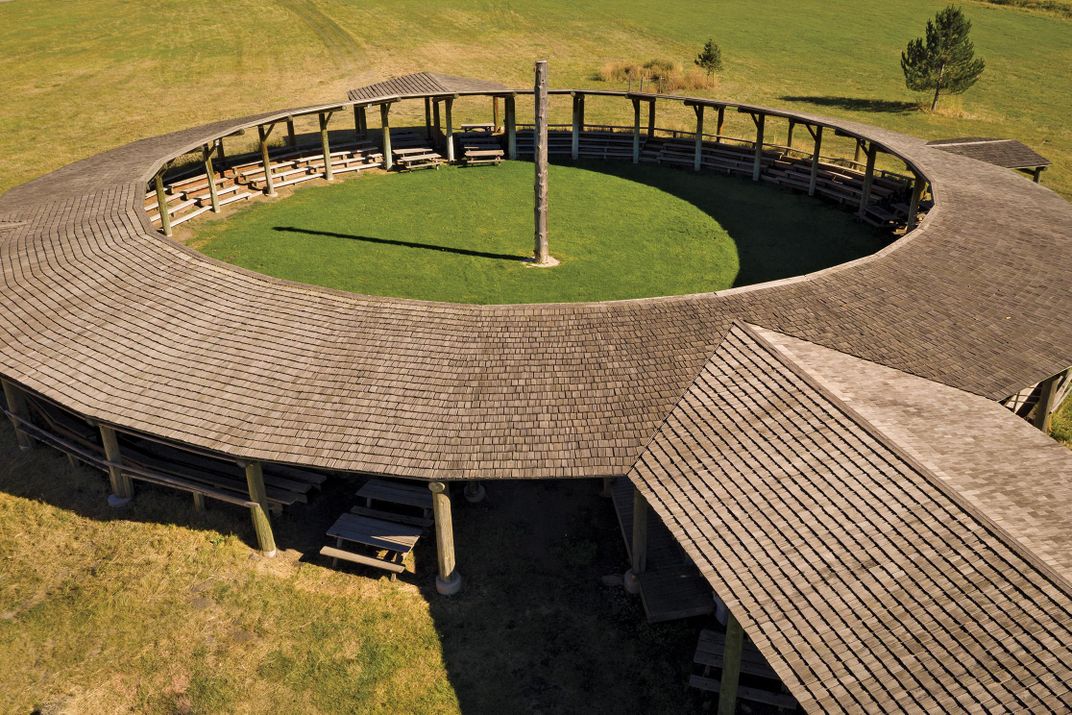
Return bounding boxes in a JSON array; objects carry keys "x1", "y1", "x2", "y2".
[
  {"x1": 778, "y1": 95, "x2": 919, "y2": 113},
  {"x1": 272, "y1": 226, "x2": 529, "y2": 263},
  {"x1": 547, "y1": 159, "x2": 888, "y2": 287}
]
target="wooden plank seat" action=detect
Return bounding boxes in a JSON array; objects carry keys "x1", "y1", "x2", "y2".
[
  {"x1": 319, "y1": 545, "x2": 405, "y2": 575},
  {"x1": 688, "y1": 675, "x2": 798, "y2": 711},
  {"x1": 694, "y1": 629, "x2": 780, "y2": 681},
  {"x1": 396, "y1": 153, "x2": 442, "y2": 171},
  {"x1": 351, "y1": 504, "x2": 432, "y2": 529},
  {"x1": 460, "y1": 122, "x2": 494, "y2": 133},
  {"x1": 169, "y1": 205, "x2": 213, "y2": 227},
  {"x1": 192, "y1": 183, "x2": 243, "y2": 205}
]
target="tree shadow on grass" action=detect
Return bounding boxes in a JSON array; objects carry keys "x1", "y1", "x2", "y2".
[
  {"x1": 778, "y1": 95, "x2": 919, "y2": 114},
  {"x1": 272, "y1": 226, "x2": 529, "y2": 262}
]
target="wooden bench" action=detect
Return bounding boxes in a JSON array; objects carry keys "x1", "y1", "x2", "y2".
[
  {"x1": 356, "y1": 478, "x2": 433, "y2": 517},
  {"x1": 323, "y1": 512, "x2": 423, "y2": 579},
  {"x1": 397, "y1": 153, "x2": 442, "y2": 171},
  {"x1": 464, "y1": 148, "x2": 504, "y2": 166},
  {"x1": 461, "y1": 122, "x2": 494, "y2": 133},
  {"x1": 690, "y1": 629, "x2": 797, "y2": 710}
]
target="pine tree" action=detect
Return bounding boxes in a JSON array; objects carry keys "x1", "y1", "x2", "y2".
[
  {"x1": 694, "y1": 39, "x2": 723, "y2": 76},
  {"x1": 901, "y1": 5, "x2": 985, "y2": 111}
]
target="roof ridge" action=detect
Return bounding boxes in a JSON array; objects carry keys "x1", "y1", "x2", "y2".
[{"x1": 736, "y1": 320, "x2": 1072, "y2": 598}]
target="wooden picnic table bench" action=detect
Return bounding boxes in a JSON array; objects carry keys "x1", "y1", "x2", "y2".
[
  {"x1": 357, "y1": 478, "x2": 433, "y2": 515},
  {"x1": 463, "y1": 148, "x2": 504, "y2": 166},
  {"x1": 461, "y1": 122, "x2": 494, "y2": 133},
  {"x1": 321, "y1": 512, "x2": 422, "y2": 578}
]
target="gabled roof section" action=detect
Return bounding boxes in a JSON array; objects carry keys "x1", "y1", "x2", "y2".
[
  {"x1": 754, "y1": 325, "x2": 1072, "y2": 582},
  {"x1": 627, "y1": 322, "x2": 1072, "y2": 713},
  {"x1": 348, "y1": 72, "x2": 510, "y2": 101},
  {"x1": 927, "y1": 137, "x2": 1050, "y2": 169}
]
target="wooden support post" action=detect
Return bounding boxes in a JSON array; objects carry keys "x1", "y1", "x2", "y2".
[
  {"x1": 492, "y1": 96, "x2": 500, "y2": 130},
  {"x1": 1033, "y1": 370, "x2": 1068, "y2": 433},
  {"x1": 809, "y1": 126, "x2": 823, "y2": 197},
  {"x1": 786, "y1": 120, "x2": 795, "y2": 151},
  {"x1": 202, "y1": 144, "x2": 220, "y2": 211},
  {"x1": 1033, "y1": 167, "x2": 1044, "y2": 183},
  {"x1": 647, "y1": 99, "x2": 656, "y2": 138},
  {"x1": 192, "y1": 492, "x2": 205, "y2": 512},
  {"x1": 444, "y1": 97, "x2": 456, "y2": 163},
  {"x1": 571, "y1": 93, "x2": 581, "y2": 161},
  {"x1": 907, "y1": 172, "x2": 925, "y2": 230},
  {"x1": 319, "y1": 111, "x2": 333, "y2": 181},
  {"x1": 432, "y1": 99, "x2": 441, "y2": 147},
  {"x1": 257, "y1": 126, "x2": 276, "y2": 197},
  {"x1": 578, "y1": 94, "x2": 585, "y2": 131},
  {"x1": 752, "y1": 113, "x2": 765, "y2": 182},
  {"x1": 717, "y1": 613, "x2": 745, "y2": 715},
  {"x1": 244, "y1": 462, "x2": 277, "y2": 557},
  {"x1": 716, "y1": 105, "x2": 725, "y2": 143},
  {"x1": 505, "y1": 95, "x2": 517, "y2": 160},
  {"x1": 693, "y1": 104, "x2": 705, "y2": 172},
  {"x1": 624, "y1": 487, "x2": 648, "y2": 594},
  {"x1": 858, "y1": 143, "x2": 878, "y2": 217},
  {"x1": 533, "y1": 61, "x2": 551, "y2": 265},
  {"x1": 1, "y1": 378, "x2": 33, "y2": 451},
  {"x1": 380, "y1": 103, "x2": 393, "y2": 170},
  {"x1": 424, "y1": 97, "x2": 432, "y2": 139},
  {"x1": 286, "y1": 117, "x2": 297, "y2": 148},
  {"x1": 215, "y1": 137, "x2": 227, "y2": 171},
  {"x1": 631, "y1": 98, "x2": 642, "y2": 164},
  {"x1": 854, "y1": 138, "x2": 863, "y2": 166},
  {"x1": 429, "y1": 481, "x2": 462, "y2": 595},
  {"x1": 600, "y1": 477, "x2": 613, "y2": 498},
  {"x1": 99, "y1": 424, "x2": 133, "y2": 504},
  {"x1": 154, "y1": 172, "x2": 172, "y2": 237}
]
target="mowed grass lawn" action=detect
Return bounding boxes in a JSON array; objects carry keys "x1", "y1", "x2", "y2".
[{"x1": 188, "y1": 160, "x2": 885, "y2": 303}]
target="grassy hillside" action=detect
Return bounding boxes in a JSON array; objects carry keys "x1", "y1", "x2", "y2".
[{"x1": 0, "y1": 0, "x2": 1069, "y2": 198}]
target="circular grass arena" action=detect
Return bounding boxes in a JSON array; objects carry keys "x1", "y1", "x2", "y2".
[{"x1": 189, "y1": 160, "x2": 886, "y2": 304}]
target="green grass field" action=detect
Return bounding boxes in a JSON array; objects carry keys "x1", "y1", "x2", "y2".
[
  {"x1": 1, "y1": 1, "x2": 1070, "y2": 712},
  {"x1": 188, "y1": 160, "x2": 884, "y2": 303}
]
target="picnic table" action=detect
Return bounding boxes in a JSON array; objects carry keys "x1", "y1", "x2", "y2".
[
  {"x1": 461, "y1": 122, "x2": 494, "y2": 133},
  {"x1": 357, "y1": 478, "x2": 433, "y2": 517},
  {"x1": 321, "y1": 512, "x2": 423, "y2": 577}
]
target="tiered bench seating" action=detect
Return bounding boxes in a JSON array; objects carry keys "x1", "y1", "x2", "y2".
[
  {"x1": 610, "y1": 478, "x2": 714, "y2": 623},
  {"x1": 689, "y1": 629, "x2": 798, "y2": 711}
]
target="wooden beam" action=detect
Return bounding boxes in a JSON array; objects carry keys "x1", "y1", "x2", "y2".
[
  {"x1": 907, "y1": 173, "x2": 925, "y2": 230},
  {"x1": 1, "y1": 378, "x2": 33, "y2": 450},
  {"x1": 809, "y1": 126, "x2": 823, "y2": 197},
  {"x1": 631, "y1": 98, "x2": 642, "y2": 164},
  {"x1": 380, "y1": 103, "x2": 393, "y2": 170},
  {"x1": 854, "y1": 138, "x2": 863, "y2": 166},
  {"x1": 577, "y1": 94, "x2": 585, "y2": 130},
  {"x1": 429, "y1": 481, "x2": 462, "y2": 594},
  {"x1": 505, "y1": 95, "x2": 517, "y2": 160},
  {"x1": 424, "y1": 97, "x2": 432, "y2": 139},
  {"x1": 319, "y1": 111, "x2": 333, "y2": 181},
  {"x1": 717, "y1": 614, "x2": 745, "y2": 715},
  {"x1": 215, "y1": 137, "x2": 227, "y2": 171},
  {"x1": 693, "y1": 104, "x2": 704, "y2": 172},
  {"x1": 716, "y1": 105, "x2": 725, "y2": 143},
  {"x1": 631, "y1": 487, "x2": 648, "y2": 575},
  {"x1": 244, "y1": 462, "x2": 277, "y2": 557},
  {"x1": 533, "y1": 61, "x2": 550, "y2": 265},
  {"x1": 571, "y1": 93, "x2": 581, "y2": 160},
  {"x1": 492, "y1": 96, "x2": 499, "y2": 130},
  {"x1": 1033, "y1": 370, "x2": 1068, "y2": 433},
  {"x1": 752, "y1": 113, "x2": 765, "y2": 182},
  {"x1": 858, "y1": 143, "x2": 878, "y2": 217},
  {"x1": 286, "y1": 117, "x2": 297, "y2": 148},
  {"x1": 257, "y1": 126, "x2": 276, "y2": 197},
  {"x1": 647, "y1": 99, "x2": 656, "y2": 138},
  {"x1": 432, "y1": 99, "x2": 441, "y2": 148},
  {"x1": 154, "y1": 172, "x2": 172, "y2": 237},
  {"x1": 444, "y1": 97, "x2": 456, "y2": 163},
  {"x1": 786, "y1": 120, "x2": 795, "y2": 151},
  {"x1": 202, "y1": 144, "x2": 220, "y2": 211},
  {"x1": 99, "y1": 424, "x2": 133, "y2": 503}
]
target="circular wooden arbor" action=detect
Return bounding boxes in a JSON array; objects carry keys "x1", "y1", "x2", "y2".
[{"x1": 1, "y1": 76, "x2": 1071, "y2": 711}]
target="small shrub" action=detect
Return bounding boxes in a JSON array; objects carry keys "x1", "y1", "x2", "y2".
[
  {"x1": 598, "y1": 58, "x2": 716, "y2": 92},
  {"x1": 694, "y1": 39, "x2": 723, "y2": 75}
]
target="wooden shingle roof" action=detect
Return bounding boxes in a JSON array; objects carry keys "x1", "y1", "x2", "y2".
[
  {"x1": 927, "y1": 137, "x2": 1051, "y2": 170},
  {"x1": 0, "y1": 95, "x2": 1069, "y2": 480},
  {"x1": 348, "y1": 72, "x2": 510, "y2": 101},
  {"x1": 627, "y1": 322, "x2": 1072, "y2": 712}
]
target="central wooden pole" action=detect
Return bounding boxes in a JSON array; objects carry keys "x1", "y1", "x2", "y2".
[
  {"x1": 533, "y1": 60, "x2": 551, "y2": 265},
  {"x1": 718, "y1": 614, "x2": 745, "y2": 715}
]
